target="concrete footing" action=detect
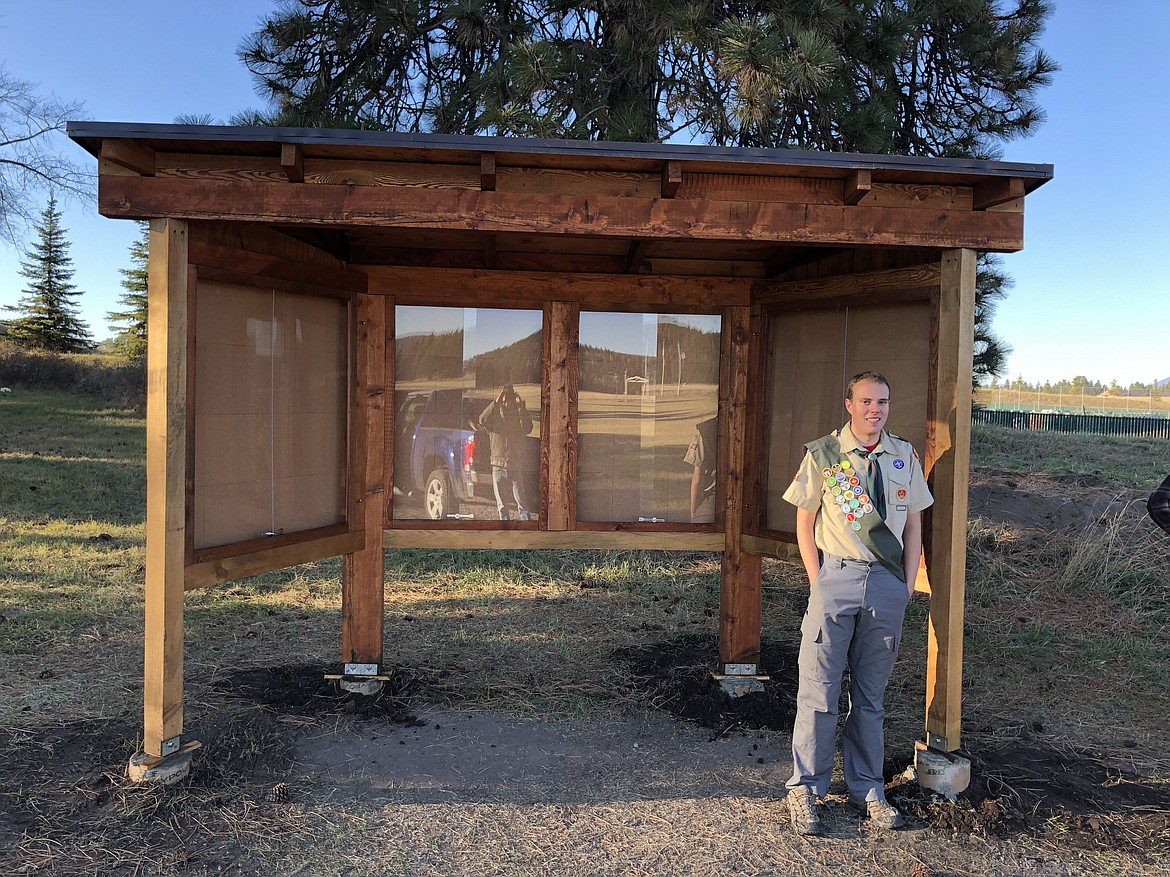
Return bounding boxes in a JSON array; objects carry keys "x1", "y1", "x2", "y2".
[
  {"x1": 912, "y1": 740, "x2": 971, "y2": 799},
  {"x1": 338, "y1": 677, "x2": 385, "y2": 696},
  {"x1": 712, "y1": 674, "x2": 769, "y2": 698},
  {"x1": 127, "y1": 740, "x2": 202, "y2": 785}
]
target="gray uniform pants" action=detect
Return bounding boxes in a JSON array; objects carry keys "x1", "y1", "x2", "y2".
[{"x1": 787, "y1": 554, "x2": 910, "y2": 802}]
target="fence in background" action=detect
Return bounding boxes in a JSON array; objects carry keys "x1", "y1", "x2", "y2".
[{"x1": 973, "y1": 409, "x2": 1170, "y2": 439}]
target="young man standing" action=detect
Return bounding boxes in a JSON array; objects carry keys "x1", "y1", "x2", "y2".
[{"x1": 781, "y1": 371, "x2": 933, "y2": 835}]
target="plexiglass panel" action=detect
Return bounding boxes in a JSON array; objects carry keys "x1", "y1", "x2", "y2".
[
  {"x1": 393, "y1": 306, "x2": 542, "y2": 521},
  {"x1": 577, "y1": 312, "x2": 721, "y2": 523},
  {"x1": 764, "y1": 301, "x2": 930, "y2": 534},
  {"x1": 193, "y1": 282, "x2": 348, "y2": 549}
]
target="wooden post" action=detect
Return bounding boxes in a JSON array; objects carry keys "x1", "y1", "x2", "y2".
[
  {"x1": 542, "y1": 301, "x2": 579, "y2": 530},
  {"x1": 718, "y1": 305, "x2": 763, "y2": 670},
  {"x1": 341, "y1": 294, "x2": 386, "y2": 674},
  {"x1": 923, "y1": 248, "x2": 976, "y2": 751},
  {"x1": 142, "y1": 218, "x2": 189, "y2": 758}
]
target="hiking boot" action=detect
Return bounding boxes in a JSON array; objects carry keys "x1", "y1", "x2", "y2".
[
  {"x1": 848, "y1": 796, "x2": 904, "y2": 830},
  {"x1": 787, "y1": 786, "x2": 824, "y2": 835}
]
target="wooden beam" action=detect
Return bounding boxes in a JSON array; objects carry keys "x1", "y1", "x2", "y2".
[
  {"x1": 363, "y1": 266, "x2": 751, "y2": 310},
  {"x1": 764, "y1": 246, "x2": 846, "y2": 279},
  {"x1": 98, "y1": 176, "x2": 1028, "y2": 251},
  {"x1": 740, "y1": 533, "x2": 801, "y2": 562},
  {"x1": 844, "y1": 168, "x2": 872, "y2": 205},
  {"x1": 718, "y1": 305, "x2": 763, "y2": 670},
  {"x1": 625, "y1": 240, "x2": 650, "y2": 273},
  {"x1": 101, "y1": 139, "x2": 156, "y2": 176},
  {"x1": 188, "y1": 240, "x2": 367, "y2": 294},
  {"x1": 280, "y1": 143, "x2": 305, "y2": 183},
  {"x1": 186, "y1": 530, "x2": 364, "y2": 589},
  {"x1": 143, "y1": 218, "x2": 188, "y2": 757},
  {"x1": 484, "y1": 234, "x2": 497, "y2": 269},
  {"x1": 384, "y1": 529, "x2": 723, "y2": 551},
  {"x1": 341, "y1": 294, "x2": 387, "y2": 669},
  {"x1": 661, "y1": 160, "x2": 682, "y2": 198},
  {"x1": 923, "y1": 248, "x2": 976, "y2": 752},
  {"x1": 480, "y1": 153, "x2": 497, "y2": 191},
  {"x1": 542, "y1": 301, "x2": 579, "y2": 530},
  {"x1": 754, "y1": 262, "x2": 942, "y2": 304},
  {"x1": 973, "y1": 177, "x2": 1024, "y2": 210}
]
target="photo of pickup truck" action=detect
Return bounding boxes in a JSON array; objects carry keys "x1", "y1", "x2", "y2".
[{"x1": 393, "y1": 388, "x2": 538, "y2": 520}]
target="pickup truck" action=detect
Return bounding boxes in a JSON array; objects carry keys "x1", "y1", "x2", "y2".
[{"x1": 394, "y1": 388, "x2": 492, "y2": 520}]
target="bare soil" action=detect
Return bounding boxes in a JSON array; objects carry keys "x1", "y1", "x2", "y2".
[{"x1": 3, "y1": 468, "x2": 1169, "y2": 875}]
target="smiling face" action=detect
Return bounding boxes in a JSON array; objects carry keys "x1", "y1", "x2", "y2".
[{"x1": 845, "y1": 378, "x2": 890, "y2": 445}]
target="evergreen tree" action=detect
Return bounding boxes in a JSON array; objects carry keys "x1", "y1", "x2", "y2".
[
  {"x1": 4, "y1": 196, "x2": 92, "y2": 352},
  {"x1": 241, "y1": 0, "x2": 1055, "y2": 152},
  {"x1": 107, "y1": 222, "x2": 149, "y2": 358},
  {"x1": 240, "y1": 0, "x2": 1053, "y2": 381}
]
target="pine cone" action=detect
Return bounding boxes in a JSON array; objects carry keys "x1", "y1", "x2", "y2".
[
  {"x1": 909, "y1": 863, "x2": 933, "y2": 877},
  {"x1": 268, "y1": 782, "x2": 290, "y2": 803}
]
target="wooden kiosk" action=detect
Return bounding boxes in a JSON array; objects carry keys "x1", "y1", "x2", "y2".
[{"x1": 69, "y1": 122, "x2": 1051, "y2": 780}]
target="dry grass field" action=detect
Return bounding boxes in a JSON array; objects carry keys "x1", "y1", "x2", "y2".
[{"x1": 2, "y1": 388, "x2": 1169, "y2": 876}]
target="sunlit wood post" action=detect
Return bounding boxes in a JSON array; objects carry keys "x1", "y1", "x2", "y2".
[{"x1": 923, "y1": 248, "x2": 976, "y2": 751}]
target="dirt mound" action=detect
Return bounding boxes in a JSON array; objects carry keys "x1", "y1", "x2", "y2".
[
  {"x1": 615, "y1": 633, "x2": 799, "y2": 735},
  {"x1": 214, "y1": 663, "x2": 426, "y2": 725},
  {"x1": 892, "y1": 742, "x2": 1170, "y2": 860},
  {"x1": 969, "y1": 468, "x2": 1148, "y2": 534},
  {"x1": 613, "y1": 635, "x2": 1170, "y2": 860}
]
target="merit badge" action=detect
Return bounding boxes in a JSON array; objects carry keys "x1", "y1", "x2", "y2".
[
  {"x1": 859, "y1": 494, "x2": 870, "y2": 505},
  {"x1": 851, "y1": 521, "x2": 862, "y2": 531},
  {"x1": 897, "y1": 488, "x2": 907, "y2": 500},
  {"x1": 849, "y1": 476, "x2": 860, "y2": 486},
  {"x1": 822, "y1": 468, "x2": 832, "y2": 478},
  {"x1": 862, "y1": 503, "x2": 874, "y2": 514},
  {"x1": 893, "y1": 459, "x2": 905, "y2": 470},
  {"x1": 840, "y1": 460, "x2": 852, "y2": 471}
]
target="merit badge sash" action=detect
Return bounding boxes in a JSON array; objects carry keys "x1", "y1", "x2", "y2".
[{"x1": 805, "y1": 432, "x2": 906, "y2": 581}]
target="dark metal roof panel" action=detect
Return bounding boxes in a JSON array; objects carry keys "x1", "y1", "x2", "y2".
[{"x1": 67, "y1": 121, "x2": 1054, "y2": 185}]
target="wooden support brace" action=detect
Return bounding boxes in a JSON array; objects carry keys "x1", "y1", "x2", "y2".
[
  {"x1": 923, "y1": 248, "x2": 976, "y2": 751},
  {"x1": 661, "y1": 160, "x2": 682, "y2": 198},
  {"x1": 480, "y1": 153, "x2": 497, "y2": 191},
  {"x1": 844, "y1": 169, "x2": 872, "y2": 205},
  {"x1": 101, "y1": 139, "x2": 156, "y2": 176},
  {"x1": 280, "y1": 143, "x2": 305, "y2": 183},
  {"x1": 484, "y1": 234, "x2": 497, "y2": 269},
  {"x1": 341, "y1": 294, "x2": 386, "y2": 670},
  {"x1": 973, "y1": 177, "x2": 1024, "y2": 210},
  {"x1": 718, "y1": 305, "x2": 763, "y2": 670},
  {"x1": 625, "y1": 240, "x2": 650, "y2": 274},
  {"x1": 142, "y1": 218, "x2": 188, "y2": 757}
]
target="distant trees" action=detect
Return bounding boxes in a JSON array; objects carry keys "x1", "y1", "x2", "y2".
[
  {"x1": 106, "y1": 223, "x2": 149, "y2": 358},
  {"x1": 4, "y1": 196, "x2": 93, "y2": 352},
  {"x1": 0, "y1": 65, "x2": 92, "y2": 246}
]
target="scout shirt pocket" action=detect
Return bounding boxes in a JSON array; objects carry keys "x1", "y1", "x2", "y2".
[{"x1": 883, "y1": 471, "x2": 911, "y2": 541}]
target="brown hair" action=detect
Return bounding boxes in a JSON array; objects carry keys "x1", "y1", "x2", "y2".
[{"x1": 845, "y1": 370, "x2": 891, "y2": 400}]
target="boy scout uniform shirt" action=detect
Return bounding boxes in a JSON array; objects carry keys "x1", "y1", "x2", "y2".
[{"x1": 782, "y1": 425, "x2": 933, "y2": 562}]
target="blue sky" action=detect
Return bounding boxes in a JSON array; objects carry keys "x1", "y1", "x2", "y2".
[{"x1": 1, "y1": 1, "x2": 1167, "y2": 386}]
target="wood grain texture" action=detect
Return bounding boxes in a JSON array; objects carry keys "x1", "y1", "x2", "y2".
[
  {"x1": 363, "y1": 266, "x2": 750, "y2": 310},
  {"x1": 923, "y1": 249, "x2": 976, "y2": 752},
  {"x1": 99, "y1": 176, "x2": 1027, "y2": 251},
  {"x1": 186, "y1": 531, "x2": 364, "y2": 589},
  {"x1": 384, "y1": 530, "x2": 723, "y2": 550},
  {"x1": 143, "y1": 218, "x2": 188, "y2": 755},
  {"x1": 718, "y1": 305, "x2": 763, "y2": 668},
  {"x1": 341, "y1": 294, "x2": 386, "y2": 668},
  {"x1": 542, "y1": 301, "x2": 579, "y2": 530}
]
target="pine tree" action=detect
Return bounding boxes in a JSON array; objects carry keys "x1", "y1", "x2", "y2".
[
  {"x1": 4, "y1": 196, "x2": 93, "y2": 352},
  {"x1": 107, "y1": 222, "x2": 149, "y2": 358},
  {"x1": 240, "y1": 0, "x2": 1053, "y2": 382}
]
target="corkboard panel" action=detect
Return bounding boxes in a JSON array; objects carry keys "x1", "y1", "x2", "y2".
[
  {"x1": 193, "y1": 281, "x2": 348, "y2": 549},
  {"x1": 764, "y1": 301, "x2": 931, "y2": 534}
]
